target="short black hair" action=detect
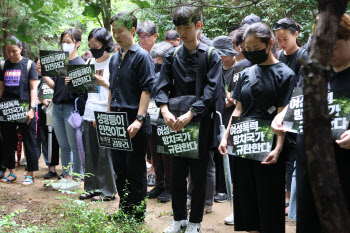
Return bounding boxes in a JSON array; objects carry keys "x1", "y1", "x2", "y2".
[
  {"x1": 88, "y1": 28, "x2": 116, "y2": 53},
  {"x1": 172, "y1": 6, "x2": 202, "y2": 27},
  {"x1": 275, "y1": 17, "x2": 300, "y2": 34},
  {"x1": 60, "y1": 28, "x2": 82, "y2": 49},
  {"x1": 110, "y1": 12, "x2": 137, "y2": 30},
  {"x1": 164, "y1": 30, "x2": 180, "y2": 41},
  {"x1": 136, "y1": 20, "x2": 158, "y2": 35},
  {"x1": 5, "y1": 36, "x2": 26, "y2": 57},
  {"x1": 235, "y1": 24, "x2": 249, "y2": 46}
]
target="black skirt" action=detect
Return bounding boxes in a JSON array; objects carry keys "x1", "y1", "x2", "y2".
[{"x1": 233, "y1": 150, "x2": 286, "y2": 233}]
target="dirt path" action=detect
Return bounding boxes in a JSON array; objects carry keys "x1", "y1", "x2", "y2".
[{"x1": 0, "y1": 158, "x2": 296, "y2": 232}]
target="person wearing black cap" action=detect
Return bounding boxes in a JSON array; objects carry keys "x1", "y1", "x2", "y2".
[{"x1": 242, "y1": 13, "x2": 261, "y2": 25}]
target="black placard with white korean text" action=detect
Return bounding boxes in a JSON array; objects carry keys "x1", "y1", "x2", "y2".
[
  {"x1": 282, "y1": 87, "x2": 350, "y2": 140},
  {"x1": 40, "y1": 50, "x2": 69, "y2": 77},
  {"x1": 38, "y1": 80, "x2": 54, "y2": 99},
  {"x1": 0, "y1": 99, "x2": 29, "y2": 123},
  {"x1": 156, "y1": 118, "x2": 199, "y2": 159},
  {"x1": 227, "y1": 117, "x2": 275, "y2": 162},
  {"x1": 94, "y1": 111, "x2": 133, "y2": 151},
  {"x1": 67, "y1": 65, "x2": 98, "y2": 93}
]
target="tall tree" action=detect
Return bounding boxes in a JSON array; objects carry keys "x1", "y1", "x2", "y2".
[{"x1": 303, "y1": 0, "x2": 350, "y2": 232}]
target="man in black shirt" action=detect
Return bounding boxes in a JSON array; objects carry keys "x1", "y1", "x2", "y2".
[
  {"x1": 156, "y1": 6, "x2": 223, "y2": 233},
  {"x1": 108, "y1": 12, "x2": 154, "y2": 221}
]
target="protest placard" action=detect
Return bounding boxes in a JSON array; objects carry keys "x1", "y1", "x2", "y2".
[
  {"x1": 94, "y1": 111, "x2": 132, "y2": 151},
  {"x1": 156, "y1": 118, "x2": 200, "y2": 159},
  {"x1": 67, "y1": 64, "x2": 98, "y2": 93},
  {"x1": 38, "y1": 81, "x2": 54, "y2": 99},
  {"x1": 227, "y1": 117, "x2": 274, "y2": 162},
  {"x1": 282, "y1": 87, "x2": 350, "y2": 139},
  {"x1": 40, "y1": 50, "x2": 69, "y2": 77},
  {"x1": 147, "y1": 99, "x2": 160, "y2": 125},
  {"x1": 0, "y1": 99, "x2": 29, "y2": 123}
]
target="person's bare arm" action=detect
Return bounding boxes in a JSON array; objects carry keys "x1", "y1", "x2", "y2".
[
  {"x1": 0, "y1": 81, "x2": 4, "y2": 98},
  {"x1": 42, "y1": 76, "x2": 55, "y2": 90},
  {"x1": 27, "y1": 79, "x2": 39, "y2": 124}
]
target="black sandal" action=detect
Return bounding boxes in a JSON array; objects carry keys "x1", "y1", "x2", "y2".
[
  {"x1": 92, "y1": 195, "x2": 116, "y2": 202},
  {"x1": 79, "y1": 193, "x2": 94, "y2": 200}
]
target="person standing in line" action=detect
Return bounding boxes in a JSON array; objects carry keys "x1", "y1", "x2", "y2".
[
  {"x1": 77, "y1": 27, "x2": 117, "y2": 202},
  {"x1": 156, "y1": 6, "x2": 223, "y2": 233},
  {"x1": 136, "y1": 20, "x2": 158, "y2": 186},
  {"x1": 147, "y1": 41, "x2": 174, "y2": 203},
  {"x1": 219, "y1": 22, "x2": 296, "y2": 233},
  {"x1": 108, "y1": 12, "x2": 154, "y2": 221},
  {"x1": 42, "y1": 28, "x2": 85, "y2": 190},
  {"x1": 164, "y1": 30, "x2": 181, "y2": 47},
  {"x1": 0, "y1": 36, "x2": 38, "y2": 185}
]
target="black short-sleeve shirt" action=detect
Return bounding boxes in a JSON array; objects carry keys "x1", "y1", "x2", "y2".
[
  {"x1": 227, "y1": 58, "x2": 253, "y2": 93},
  {"x1": 52, "y1": 56, "x2": 85, "y2": 105},
  {"x1": 232, "y1": 62, "x2": 296, "y2": 120},
  {"x1": 279, "y1": 48, "x2": 308, "y2": 86},
  {"x1": 109, "y1": 43, "x2": 154, "y2": 110},
  {"x1": 0, "y1": 57, "x2": 38, "y2": 100}
]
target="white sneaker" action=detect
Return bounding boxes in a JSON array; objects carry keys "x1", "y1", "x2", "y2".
[
  {"x1": 163, "y1": 220, "x2": 188, "y2": 233},
  {"x1": 51, "y1": 178, "x2": 69, "y2": 190},
  {"x1": 203, "y1": 205, "x2": 213, "y2": 214},
  {"x1": 185, "y1": 222, "x2": 201, "y2": 233},
  {"x1": 59, "y1": 179, "x2": 81, "y2": 190},
  {"x1": 146, "y1": 161, "x2": 152, "y2": 169},
  {"x1": 224, "y1": 213, "x2": 234, "y2": 225}
]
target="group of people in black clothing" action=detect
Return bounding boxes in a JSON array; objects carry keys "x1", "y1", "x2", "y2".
[{"x1": 0, "y1": 5, "x2": 349, "y2": 233}]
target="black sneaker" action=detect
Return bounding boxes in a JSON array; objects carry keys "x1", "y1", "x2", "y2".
[
  {"x1": 157, "y1": 189, "x2": 171, "y2": 203},
  {"x1": 44, "y1": 170, "x2": 58, "y2": 179},
  {"x1": 214, "y1": 193, "x2": 228, "y2": 203},
  {"x1": 57, "y1": 173, "x2": 64, "y2": 180},
  {"x1": 0, "y1": 170, "x2": 4, "y2": 179},
  {"x1": 147, "y1": 185, "x2": 164, "y2": 199}
]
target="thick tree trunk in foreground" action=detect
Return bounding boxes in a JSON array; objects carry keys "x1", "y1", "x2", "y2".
[{"x1": 303, "y1": 0, "x2": 350, "y2": 232}]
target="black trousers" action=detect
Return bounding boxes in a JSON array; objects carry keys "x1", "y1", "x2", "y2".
[
  {"x1": 285, "y1": 133, "x2": 296, "y2": 191},
  {"x1": 214, "y1": 150, "x2": 227, "y2": 193},
  {"x1": 233, "y1": 148, "x2": 286, "y2": 233},
  {"x1": 0, "y1": 118, "x2": 38, "y2": 171},
  {"x1": 0, "y1": 130, "x2": 6, "y2": 172},
  {"x1": 172, "y1": 115, "x2": 211, "y2": 223},
  {"x1": 37, "y1": 104, "x2": 59, "y2": 166},
  {"x1": 149, "y1": 124, "x2": 172, "y2": 190},
  {"x1": 110, "y1": 108, "x2": 148, "y2": 219},
  {"x1": 296, "y1": 135, "x2": 350, "y2": 233}
]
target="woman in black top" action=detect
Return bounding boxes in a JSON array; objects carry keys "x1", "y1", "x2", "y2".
[
  {"x1": 219, "y1": 23, "x2": 295, "y2": 233},
  {"x1": 273, "y1": 17, "x2": 309, "y2": 216},
  {"x1": 272, "y1": 13, "x2": 350, "y2": 233},
  {"x1": 0, "y1": 36, "x2": 39, "y2": 185},
  {"x1": 42, "y1": 28, "x2": 85, "y2": 189}
]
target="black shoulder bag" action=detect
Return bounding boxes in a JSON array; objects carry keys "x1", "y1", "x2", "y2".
[{"x1": 168, "y1": 46, "x2": 213, "y2": 121}]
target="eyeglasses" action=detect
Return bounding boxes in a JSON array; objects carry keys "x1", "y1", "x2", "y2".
[
  {"x1": 138, "y1": 34, "x2": 154, "y2": 40},
  {"x1": 273, "y1": 23, "x2": 297, "y2": 31}
]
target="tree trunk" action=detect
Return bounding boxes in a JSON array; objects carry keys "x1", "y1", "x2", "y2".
[
  {"x1": 102, "y1": 0, "x2": 111, "y2": 31},
  {"x1": 303, "y1": 0, "x2": 350, "y2": 232}
]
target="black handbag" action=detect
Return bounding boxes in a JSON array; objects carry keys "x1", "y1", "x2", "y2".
[{"x1": 168, "y1": 47, "x2": 210, "y2": 121}]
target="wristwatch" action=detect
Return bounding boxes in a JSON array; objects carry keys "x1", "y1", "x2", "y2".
[
  {"x1": 190, "y1": 107, "x2": 197, "y2": 116},
  {"x1": 29, "y1": 106, "x2": 37, "y2": 112},
  {"x1": 136, "y1": 114, "x2": 145, "y2": 122}
]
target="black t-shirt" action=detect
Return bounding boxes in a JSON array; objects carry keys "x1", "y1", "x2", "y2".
[
  {"x1": 279, "y1": 48, "x2": 308, "y2": 85},
  {"x1": 233, "y1": 62, "x2": 296, "y2": 121},
  {"x1": 0, "y1": 57, "x2": 38, "y2": 100},
  {"x1": 52, "y1": 56, "x2": 85, "y2": 105},
  {"x1": 330, "y1": 66, "x2": 350, "y2": 92},
  {"x1": 227, "y1": 58, "x2": 253, "y2": 93}
]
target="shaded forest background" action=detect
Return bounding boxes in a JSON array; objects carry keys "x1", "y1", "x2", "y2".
[{"x1": 2, "y1": 0, "x2": 348, "y2": 59}]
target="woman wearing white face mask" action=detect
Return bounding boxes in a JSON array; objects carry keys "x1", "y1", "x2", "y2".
[{"x1": 42, "y1": 28, "x2": 85, "y2": 190}]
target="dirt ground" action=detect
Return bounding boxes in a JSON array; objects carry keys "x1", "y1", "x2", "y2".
[{"x1": 0, "y1": 157, "x2": 296, "y2": 233}]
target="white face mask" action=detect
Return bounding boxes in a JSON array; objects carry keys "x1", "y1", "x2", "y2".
[{"x1": 62, "y1": 43, "x2": 76, "y2": 55}]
